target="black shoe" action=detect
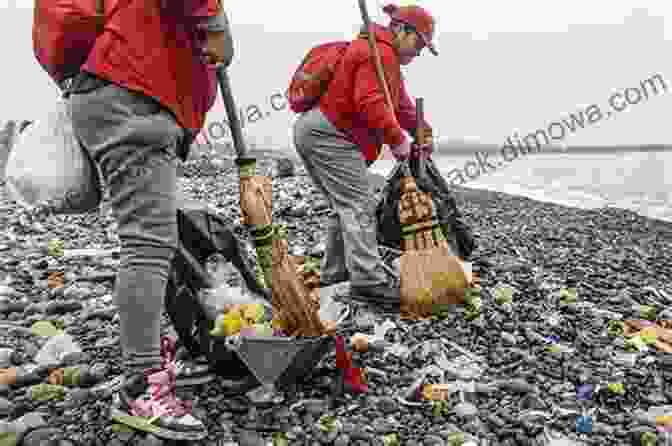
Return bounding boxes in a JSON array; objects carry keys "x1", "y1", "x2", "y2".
[{"x1": 348, "y1": 283, "x2": 400, "y2": 308}]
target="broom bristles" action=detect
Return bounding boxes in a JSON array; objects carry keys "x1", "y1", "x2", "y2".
[
  {"x1": 271, "y1": 235, "x2": 326, "y2": 337},
  {"x1": 398, "y1": 173, "x2": 474, "y2": 318},
  {"x1": 400, "y1": 246, "x2": 471, "y2": 318}
]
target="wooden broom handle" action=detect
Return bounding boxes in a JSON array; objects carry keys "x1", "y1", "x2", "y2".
[
  {"x1": 416, "y1": 97, "x2": 427, "y2": 174},
  {"x1": 358, "y1": 0, "x2": 394, "y2": 112},
  {"x1": 358, "y1": 0, "x2": 410, "y2": 172}
]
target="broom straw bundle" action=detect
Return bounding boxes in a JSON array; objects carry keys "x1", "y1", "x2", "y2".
[
  {"x1": 218, "y1": 69, "x2": 328, "y2": 336},
  {"x1": 270, "y1": 224, "x2": 326, "y2": 337},
  {"x1": 397, "y1": 99, "x2": 473, "y2": 318},
  {"x1": 240, "y1": 161, "x2": 328, "y2": 337}
]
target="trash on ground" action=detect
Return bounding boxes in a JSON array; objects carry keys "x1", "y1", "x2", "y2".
[
  {"x1": 29, "y1": 320, "x2": 63, "y2": 338},
  {"x1": 29, "y1": 383, "x2": 66, "y2": 401},
  {"x1": 34, "y1": 333, "x2": 84, "y2": 366}
]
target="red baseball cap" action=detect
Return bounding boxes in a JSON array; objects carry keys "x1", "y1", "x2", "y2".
[{"x1": 383, "y1": 3, "x2": 438, "y2": 55}]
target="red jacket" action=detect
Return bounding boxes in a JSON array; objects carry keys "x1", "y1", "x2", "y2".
[
  {"x1": 81, "y1": 0, "x2": 221, "y2": 138},
  {"x1": 319, "y1": 23, "x2": 424, "y2": 162}
]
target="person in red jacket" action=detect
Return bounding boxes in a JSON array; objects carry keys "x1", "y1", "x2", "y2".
[
  {"x1": 293, "y1": 3, "x2": 436, "y2": 306},
  {"x1": 66, "y1": 0, "x2": 232, "y2": 439}
]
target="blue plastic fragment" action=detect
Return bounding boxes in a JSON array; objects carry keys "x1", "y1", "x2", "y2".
[
  {"x1": 576, "y1": 415, "x2": 593, "y2": 433},
  {"x1": 576, "y1": 384, "x2": 594, "y2": 401}
]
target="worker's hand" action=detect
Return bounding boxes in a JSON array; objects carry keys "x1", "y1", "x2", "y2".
[
  {"x1": 390, "y1": 137, "x2": 411, "y2": 162},
  {"x1": 203, "y1": 30, "x2": 234, "y2": 67},
  {"x1": 240, "y1": 175, "x2": 272, "y2": 226}
]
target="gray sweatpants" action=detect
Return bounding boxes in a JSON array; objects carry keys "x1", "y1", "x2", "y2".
[
  {"x1": 293, "y1": 108, "x2": 388, "y2": 287},
  {"x1": 69, "y1": 78, "x2": 183, "y2": 373}
]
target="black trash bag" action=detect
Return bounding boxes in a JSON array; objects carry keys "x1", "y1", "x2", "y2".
[
  {"x1": 164, "y1": 201, "x2": 269, "y2": 389},
  {"x1": 375, "y1": 156, "x2": 476, "y2": 260}
]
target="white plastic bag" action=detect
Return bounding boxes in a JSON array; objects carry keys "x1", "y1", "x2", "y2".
[
  {"x1": 4, "y1": 98, "x2": 101, "y2": 214},
  {"x1": 198, "y1": 255, "x2": 271, "y2": 321},
  {"x1": 198, "y1": 282, "x2": 270, "y2": 321}
]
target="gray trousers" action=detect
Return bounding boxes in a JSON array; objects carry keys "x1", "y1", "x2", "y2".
[
  {"x1": 69, "y1": 78, "x2": 184, "y2": 373},
  {"x1": 293, "y1": 108, "x2": 388, "y2": 287}
]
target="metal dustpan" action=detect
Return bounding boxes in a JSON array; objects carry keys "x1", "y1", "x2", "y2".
[{"x1": 227, "y1": 298, "x2": 351, "y2": 389}]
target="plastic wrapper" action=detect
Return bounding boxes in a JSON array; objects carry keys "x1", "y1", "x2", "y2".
[{"x1": 34, "y1": 333, "x2": 85, "y2": 366}]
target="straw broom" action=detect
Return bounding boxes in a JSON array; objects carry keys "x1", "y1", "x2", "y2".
[
  {"x1": 396, "y1": 100, "x2": 476, "y2": 318},
  {"x1": 216, "y1": 67, "x2": 327, "y2": 337},
  {"x1": 243, "y1": 179, "x2": 326, "y2": 338},
  {"x1": 355, "y1": 2, "x2": 475, "y2": 318},
  {"x1": 270, "y1": 225, "x2": 327, "y2": 337}
]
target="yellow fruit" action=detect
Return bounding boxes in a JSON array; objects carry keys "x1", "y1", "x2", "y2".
[
  {"x1": 657, "y1": 415, "x2": 672, "y2": 426},
  {"x1": 227, "y1": 306, "x2": 242, "y2": 318},
  {"x1": 220, "y1": 312, "x2": 242, "y2": 336},
  {"x1": 241, "y1": 303, "x2": 265, "y2": 323}
]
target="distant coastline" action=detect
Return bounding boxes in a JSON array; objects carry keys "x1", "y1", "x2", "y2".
[
  {"x1": 432, "y1": 141, "x2": 672, "y2": 156},
  {"x1": 190, "y1": 141, "x2": 672, "y2": 162}
]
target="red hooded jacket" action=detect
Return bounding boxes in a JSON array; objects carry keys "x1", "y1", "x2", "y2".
[
  {"x1": 80, "y1": 0, "x2": 221, "y2": 138},
  {"x1": 318, "y1": 23, "x2": 425, "y2": 162}
]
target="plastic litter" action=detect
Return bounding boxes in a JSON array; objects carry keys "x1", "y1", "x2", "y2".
[
  {"x1": 437, "y1": 354, "x2": 484, "y2": 381},
  {"x1": 575, "y1": 415, "x2": 593, "y2": 433},
  {"x1": 198, "y1": 256, "x2": 271, "y2": 322},
  {"x1": 493, "y1": 285, "x2": 514, "y2": 305},
  {"x1": 30, "y1": 383, "x2": 67, "y2": 402},
  {"x1": 576, "y1": 384, "x2": 594, "y2": 401},
  {"x1": 4, "y1": 98, "x2": 101, "y2": 214},
  {"x1": 612, "y1": 352, "x2": 638, "y2": 367},
  {"x1": 34, "y1": 333, "x2": 84, "y2": 366}
]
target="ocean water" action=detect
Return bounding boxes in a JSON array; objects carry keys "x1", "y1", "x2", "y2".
[{"x1": 369, "y1": 151, "x2": 672, "y2": 223}]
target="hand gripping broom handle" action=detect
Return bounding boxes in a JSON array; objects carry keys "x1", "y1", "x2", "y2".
[
  {"x1": 216, "y1": 66, "x2": 250, "y2": 161},
  {"x1": 357, "y1": 0, "x2": 410, "y2": 176}
]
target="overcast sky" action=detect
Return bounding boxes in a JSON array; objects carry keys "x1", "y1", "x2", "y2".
[{"x1": 2, "y1": 1, "x2": 671, "y2": 148}]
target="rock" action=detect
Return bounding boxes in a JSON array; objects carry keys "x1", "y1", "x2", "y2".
[
  {"x1": 20, "y1": 427, "x2": 65, "y2": 446},
  {"x1": 238, "y1": 430, "x2": 265, "y2": 446},
  {"x1": 500, "y1": 332, "x2": 517, "y2": 346},
  {"x1": 376, "y1": 396, "x2": 397, "y2": 415},
  {"x1": 23, "y1": 303, "x2": 47, "y2": 316},
  {"x1": 497, "y1": 379, "x2": 539, "y2": 394},
  {"x1": 44, "y1": 300, "x2": 83, "y2": 315},
  {"x1": 0, "y1": 286, "x2": 20, "y2": 299},
  {"x1": 334, "y1": 434, "x2": 351, "y2": 446},
  {"x1": 0, "y1": 348, "x2": 14, "y2": 368},
  {"x1": 136, "y1": 434, "x2": 165, "y2": 446},
  {"x1": 303, "y1": 399, "x2": 329, "y2": 416},
  {"x1": 0, "y1": 301, "x2": 27, "y2": 314},
  {"x1": 454, "y1": 402, "x2": 479, "y2": 418},
  {"x1": 82, "y1": 307, "x2": 117, "y2": 322},
  {"x1": 62, "y1": 284, "x2": 91, "y2": 300},
  {"x1": 0, "y1": 397, "x2": 14, "y2": 417},
  {"x1": 519, "y1": 394, "x2": 547, "y2": 410},
  {"x1": 13, "y1": 412, "x2": 47, "y2": 432},
  {"x1": 423, "y1": 434, "x2": 444, "y2": 446},
  {"x1": 274, "y1": 158, "x2": 295, "y2": 178}
]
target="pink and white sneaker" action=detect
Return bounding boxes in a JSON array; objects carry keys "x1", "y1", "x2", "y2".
[{"x1": 109, "y1": 337, "x2": 208, "y2": 441}]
